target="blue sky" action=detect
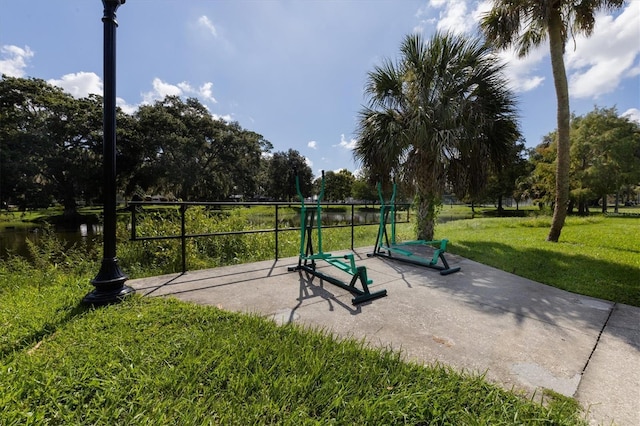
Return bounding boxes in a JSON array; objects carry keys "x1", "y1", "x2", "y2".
[{"x1": 2, "y1": 0, "x2": 639, "y2": 177}]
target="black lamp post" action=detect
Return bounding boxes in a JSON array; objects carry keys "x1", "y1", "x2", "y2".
[{"x1": 83, "y1": 0, "x2": 134, "y2": 305}]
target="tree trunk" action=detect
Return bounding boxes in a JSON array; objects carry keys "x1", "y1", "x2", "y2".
[
  {"x1": 546, "y1": 11, "x2": 571, "y2": 242},
  {"x1": 415, "y1": 191, "x2": 438, "y2": 241},
  {"x1": 578, "y1": 199, "x2": 586, "y2": 215}
]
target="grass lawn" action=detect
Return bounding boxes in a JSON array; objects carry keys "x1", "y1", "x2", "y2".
[
  {"x1": 0, "y1": 267, "x2": 585, "y2": 424},
  {"x1": 434, "y1": 215, "x2": 640, "y2": 307},
  {"x1": 1, "y1": 208, "x2": 636, "y2": 424}
]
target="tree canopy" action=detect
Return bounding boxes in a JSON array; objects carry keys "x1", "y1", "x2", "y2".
[
  {"x1": 0, "y1": 76, "x2": 273, "y2": 212},
  {"x1": 354, "y1": 32, "x2": 520, "y2": 240},
  {"x1": 524, "y1": 106, "x2": 640, "y2": 214}
]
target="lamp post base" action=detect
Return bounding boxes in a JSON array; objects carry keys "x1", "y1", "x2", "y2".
[{"x1": 83, "y1": 257, "x2": 135, "y2": 306}]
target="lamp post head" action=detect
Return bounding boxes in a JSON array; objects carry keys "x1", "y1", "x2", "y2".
[{"x1": 103, "y1": 0, "x2": 125, "y2": 9}]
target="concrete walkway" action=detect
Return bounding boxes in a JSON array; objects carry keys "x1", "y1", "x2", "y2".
[{"x1": 128, "y1": 248, "x2": 640, "y2": 425}]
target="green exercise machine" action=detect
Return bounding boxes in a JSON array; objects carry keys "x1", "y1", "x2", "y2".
[
  {"x1": 368, "y1": 182, "x2": 461, "y2": 275},
  {"x1": 288, "y1": 171, "x2": 387, "y2": 304}
]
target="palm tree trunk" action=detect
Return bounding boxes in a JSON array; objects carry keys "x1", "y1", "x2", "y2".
[
  {"x1": 415, "y1": 191, "x2": 438, "y2": 241},
  {"x1": 546, "y1": 11, "x2": 571, "y2": 242}
]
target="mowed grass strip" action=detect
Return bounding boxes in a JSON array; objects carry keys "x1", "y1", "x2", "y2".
[
  {"x1": 435, "y1": 216, "x2": 640, "y2": 306},
  {"x1": 0, "y1": 292, "x2": 584, "y2": 425}
]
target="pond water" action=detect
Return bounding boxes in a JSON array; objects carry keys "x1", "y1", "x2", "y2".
[{"x1": 0, "y1": 223, "x2": 103, "y2": 260}]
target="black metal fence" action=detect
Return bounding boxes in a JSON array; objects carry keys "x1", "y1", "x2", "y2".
[{"x1": 127, "y1": 201, "x2": 411, "y2": 273}]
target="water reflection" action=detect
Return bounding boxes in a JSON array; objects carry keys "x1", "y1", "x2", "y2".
[{"x1": 0, "y1": 223, "x2": 102, "y2": 260}]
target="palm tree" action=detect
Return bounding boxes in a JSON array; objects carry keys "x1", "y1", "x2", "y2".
[
  {"x1": 354, "y1": 32, "x2": 520, "y2": 240},
  {"x1": 480, "y1": 0, "x2": 624, "y2": 242}
]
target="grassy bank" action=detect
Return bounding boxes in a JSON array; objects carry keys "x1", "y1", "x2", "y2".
[
  {"x1": 0, "y1": 258, "x2": 584, "y2": 424},
  {"x1": 5, "y1": 211, "x2": 634, "y2": 424},
  {"x1": 435, "y1": 215, "x2": 640, "y2": 306}
]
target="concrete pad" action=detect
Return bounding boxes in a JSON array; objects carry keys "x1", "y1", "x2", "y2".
[
  {"x1": 576, "y1": 303, "x2": 640, "y2": 426},
  {"x1": 128, "y1": 248, "x2": 639, "y2": 425}
]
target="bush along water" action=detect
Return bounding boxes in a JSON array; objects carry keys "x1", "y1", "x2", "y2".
[{"x1": 117, "y1": 206, "x2": 299, "y2": 277}]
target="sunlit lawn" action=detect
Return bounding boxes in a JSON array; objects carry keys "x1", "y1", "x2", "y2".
[
  {"x1": 3, "y1": 207, "x2": 634, "y2": 424},
  {"x1": 0, "y1": 272, "x2": 585, "y2": 425},
  {"x1": 434, "y1": 215, "x2": 640, "y2": 306}
]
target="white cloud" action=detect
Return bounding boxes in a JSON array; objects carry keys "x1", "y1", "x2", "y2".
[
  {"x1": 177, "y1": 81, "x2": 193, "y2": 93},
  {"x1": 0, "y1": 45, "x2": 34, "y2": 77},
  {"x1": 431, "y1": 0, "x2": 473, "y2": 35},
  {"x1": 422, "y1": 0, "x2": 491, "y2": 35},
  {"x1": 335, "y1": 134, "x2": 357, "y2": 150},
  {"x1": 308, "y1": 140, "x2": 317, "y2": 149},
  {"x1": 472, "y1": 0, "x2": 493, "y2": 22},
  {"x1": 212, "y1": 113, "x2": 233, "y2": 122},
  {"x1": 48, "y1": 72, "x2": 102, "y2": 98},
  {"x1": 428, "y1": 0, "x2": 447, "y2": 8},
  {"x1": 497, "y1": 46, "x2": 547, "y2": 93},
  {"x1": 626, "y1": 64, "x2": 640, "y2": 78},
  {"x1": 142, "y1": 78, "x2": 181, "y2": 103},
  {"x1": 422, "y1": 1, "x2": 545, "y2": 93},
  {"x1": 142, "y1": 77, "x2": 217, "y2": 105},
  {"x1": 305, "y1": 157, "x2": 313, "y2": 168},
  {"x1": 198, "y1": 82, "x2": 217, "y2": 103},
  {"x1": 194, "y1": 15, "x2": 234, "y2": 52},
  {"x1": 423, "y1": 1, "x2": 638, "y2": 98},
  {"x1": 117, "y1": 97, "x2": 137, "y2": 115},
  {"x1": 566, "y1": 2, "x2": 640, "y2": 99},
  {"x1": 622, "y1": 108, "x2": 640, "y2": 124},
  {"x1": 198, "y1": 15, "x2": 218, "y2": 37}
]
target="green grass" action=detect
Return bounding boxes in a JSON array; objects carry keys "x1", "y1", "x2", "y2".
[
  {"x1": 4, "y1": 210, "x2": 624, "y2": 424},
  {"x1": 0, "y1": 260, "x2": 585, "y2": 424},
  {"x1": 434, "y1": 215, "x2": 640, "y2": 306}
]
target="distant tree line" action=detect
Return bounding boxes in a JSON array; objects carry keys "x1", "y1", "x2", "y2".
[
  {"x1": 1, "y1": 76, "x2": 638, "y2": 221},
  {"x1": 522, "y1": 106, "x2": 640, "y2": 214},
  {"x1": 0, "y1": 76, "x2": 318, "y2": 216}
]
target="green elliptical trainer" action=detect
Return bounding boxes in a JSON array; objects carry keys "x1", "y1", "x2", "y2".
[
  {"x1": 287, "y1": 171, "x2": 387, "y2": 304},
  {"x1": 368, "y1": 182, "x2": 461, "y2": 275}
]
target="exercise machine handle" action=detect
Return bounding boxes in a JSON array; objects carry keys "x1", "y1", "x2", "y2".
[
  {"x1": 376, "y1": 180, "x2": 397, "y2": 205},
  {"x1": 293, "y1": 168, "x2": 304, "y2": 206}
]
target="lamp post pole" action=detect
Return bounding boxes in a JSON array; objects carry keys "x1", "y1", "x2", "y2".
[{"x1": 83, "y1": 0, "x2": 134, "y2": 305}]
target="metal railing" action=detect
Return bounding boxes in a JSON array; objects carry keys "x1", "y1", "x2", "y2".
[{"x1": 127, "y1": 201, "x2": 411, "y2": 273}]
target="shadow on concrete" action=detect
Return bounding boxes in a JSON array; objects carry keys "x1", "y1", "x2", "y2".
[
  {"x1": 392, "y1": 240, "x2": 639, "y2": 351},
  {"x1": 133, "y1": 260, "x2": 285, "y2": 297},
  {"x1": 291, "y1": 270, "x2": 362, "y2": 317}
]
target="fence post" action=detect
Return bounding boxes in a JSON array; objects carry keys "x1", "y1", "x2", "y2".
[
  {"x1": 275, "y1": 204, "x2": 279, "y2": 260},
  {"x1": 181, "y1": 204, "x2": 186, "y2": 273},
  {"x1": 351, "y1": 204, "x2": 355, "y2": 251},
  {"x1": 131, "y1": 205, "x2": 137, "y2": 240}
]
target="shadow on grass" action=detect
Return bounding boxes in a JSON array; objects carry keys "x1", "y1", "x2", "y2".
[
  {"x1": 1, "y1": 302, "x2": 91, "y2": 359},
  {"x1": 450, "y1": 240, "x2": 639, "y2": 306}
]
